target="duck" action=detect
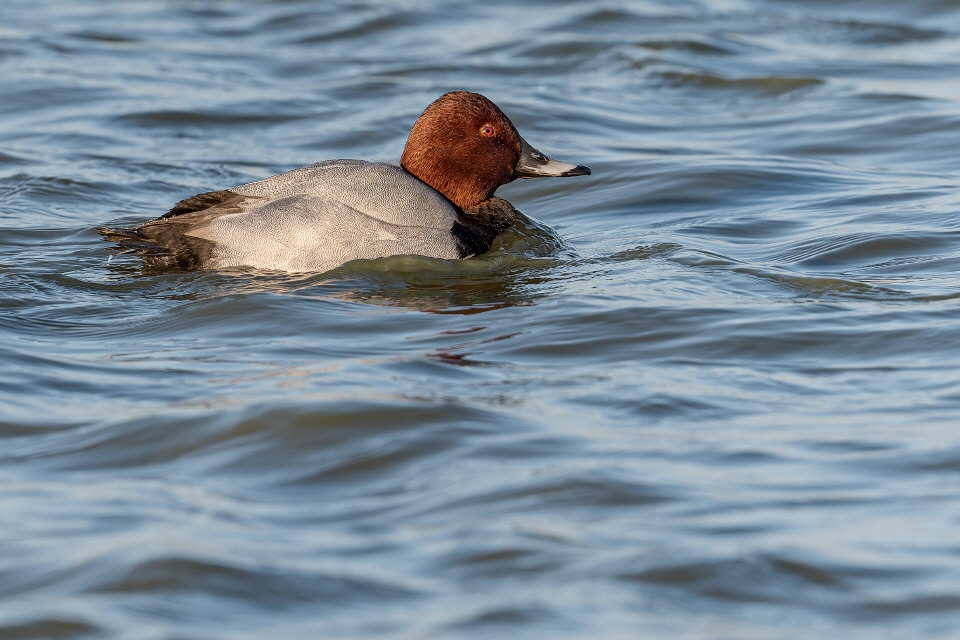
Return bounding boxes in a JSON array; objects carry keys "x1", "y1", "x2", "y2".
[{"x1": 99, "y1": 91, "x2": 590, "y2": 272}]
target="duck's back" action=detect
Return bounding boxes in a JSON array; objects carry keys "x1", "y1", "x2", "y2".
[
  {"x1": 232, "y1": 160, "x2": 457, "y2": 229},
  {"x1": 103, "y1": 161, "x2": 467, "y2": 272}
]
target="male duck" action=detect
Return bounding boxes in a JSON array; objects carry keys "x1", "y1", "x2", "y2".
[{"x1": 100, "y1": 91, "x2": 590, "y2": 272}]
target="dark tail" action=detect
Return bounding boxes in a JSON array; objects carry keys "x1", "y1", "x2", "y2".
[
  {"x1": 98, "y1": 189, "x2": 240, "y2": 270},
  {"x1": 98, "y1": 224, "x2": 203, "y2": 269}
]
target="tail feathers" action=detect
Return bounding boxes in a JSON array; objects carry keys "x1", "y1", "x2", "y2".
[
  {"x1": 99, "y1": 226, "x2": 159, "y2": 251},
  {"x1": 99, "y1": 189, "x2": 245, "y2": 270},
  {"x1": 98, "y1": 225, "x2": 209, "y2": 270}
]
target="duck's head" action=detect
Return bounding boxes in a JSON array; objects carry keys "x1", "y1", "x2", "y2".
[{"x1": 400, "y1": 91, "x2": 590, "y2": 211}]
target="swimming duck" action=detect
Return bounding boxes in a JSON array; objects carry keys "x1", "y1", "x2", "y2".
[{"x1": 99, "y1": 91, "x2": 590, "y2": 272}]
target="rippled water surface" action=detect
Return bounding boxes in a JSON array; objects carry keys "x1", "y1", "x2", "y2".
[{"x1": 4, "y1": 1, "x2": 960, "y2": 638}]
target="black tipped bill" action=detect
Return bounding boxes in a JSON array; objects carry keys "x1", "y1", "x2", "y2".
[{"x1": 514, "y1": 137, "x2": 591, "y2": 179}]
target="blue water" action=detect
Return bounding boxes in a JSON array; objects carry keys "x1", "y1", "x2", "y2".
[{"x1": 3, "y1": 1, "x2": 960, "y2": 638}]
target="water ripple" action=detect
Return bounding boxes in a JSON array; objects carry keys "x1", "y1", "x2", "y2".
[{"x1": 3, "y1": 0, "x2": 960, "y2": 638}]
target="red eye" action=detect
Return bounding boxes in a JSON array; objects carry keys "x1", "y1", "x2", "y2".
[{"x1": 479, "y1": 124, "x2": 495, "y2": 137}]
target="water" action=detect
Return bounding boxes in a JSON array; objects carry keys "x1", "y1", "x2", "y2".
[{"x1": 2, "y1": 1, "x2": 960, "y2": 637}]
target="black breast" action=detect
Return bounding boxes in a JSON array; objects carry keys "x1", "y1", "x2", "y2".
[{"x1": 451, "y1": 197, "x2": 523, "y2": 259}]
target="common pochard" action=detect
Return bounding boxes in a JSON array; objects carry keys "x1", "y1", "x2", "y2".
[{"x1": 100, "y1": 91, "x2": 590, "y2": 272}]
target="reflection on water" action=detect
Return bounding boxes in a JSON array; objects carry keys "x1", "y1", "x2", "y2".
[
  {"x1": 3, "y1": 1, "x2": 960, "y2": 638},
  {"x1": 330, "y1": 265, "x2": 550, "y2": 315}
]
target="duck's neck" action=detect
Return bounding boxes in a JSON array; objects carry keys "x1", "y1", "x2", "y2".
[
  {"x1": 400, "y1": 158, "x2": 497, "y2": 211},
  {"x1": 450, "y1": 197, "x2": 522, "y2": 259}
]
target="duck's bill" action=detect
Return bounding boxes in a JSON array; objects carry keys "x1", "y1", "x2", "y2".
[{"x1": 514, "y1": 137, "x2": 591, "y2": 179}]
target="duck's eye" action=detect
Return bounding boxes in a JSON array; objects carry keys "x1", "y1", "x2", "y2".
[{"x1": 479, "y1": 124, "x2": 495, "y2": 137}]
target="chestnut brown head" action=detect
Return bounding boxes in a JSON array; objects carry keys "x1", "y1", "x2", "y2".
[{"x1": 400, "y1": 91, "x2": 590, "y2": 211}]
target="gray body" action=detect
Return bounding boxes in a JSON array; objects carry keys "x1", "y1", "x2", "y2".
[
  {"x1": 100, "y1": 156, "x2": 571, "y2": 273},
  {"x1": 193, "y1": 160, "x2": 465, "y2": 272}
]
